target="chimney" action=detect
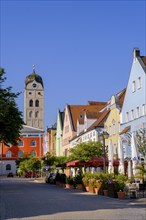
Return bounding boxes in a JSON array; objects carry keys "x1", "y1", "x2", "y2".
[{"x1": 133, "y1": 48, "x2": 140, "y2": 58}]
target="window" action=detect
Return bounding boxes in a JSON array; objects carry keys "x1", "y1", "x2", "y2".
[
  {"x1": 30, "y1": 140, "x2": 36, "y2": 146},
  {"x1": 80, "y1": 114, "x2": 83, "y2": 118},
  {"x1": 137, "y1": 77, "x2": 141, "y2": 89},
  {"x1": 35, "y1": 100, "x2": 39, "y2": 107},
  {"x1": 29, "y1": 92, "x2": 32, "y2": 95},
  {"x1": 29, "y1": 111, "x2": 32, "y2": 118},
  {"x1": 109, "y1": 126, "x2": 112, "y2": 136},
  {"x1": 29, "y1": 100, "x2": 33, "y2": 107},
  {"x1": 136, "y1": 106, "x2": 140, "y2": 118},
  {"x1": 18, "y1": 140, "x2": 24, "y2": 147},
  {"x1": 132, "y1": 81, "x2": 136, "y2": 92},
  {"x1": 30, "y1": 150, "x2": 36, "y2": 156},
  {"x1": 6, "y1": 164, "x2": 11, "y2": 170},
  {"x1": 35, "y1": 111, "x2": 39, "y2": 118},
  {"x1": 6, "y1": 151, "x2": 12, "y2": 158},
  {"x1": 131, "y1": 109, "x2": 134, "y2": 120},
  {"x1": 112, "y1": 120, "x2": 116, "y2": 135},
  {"x1": 126, "y1": 112, "x2": 129, "y2": 122},
  {"x1": 142, "y1": 104, "x2": 145, "y2": 115},
  {"x1": 18, "y1": 150, "x2": 23, "y2": 157}
]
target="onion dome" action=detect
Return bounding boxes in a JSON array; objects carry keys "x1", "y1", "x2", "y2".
[{"x1": 25, "y1": 65, "x2": 44, "y2": 88}]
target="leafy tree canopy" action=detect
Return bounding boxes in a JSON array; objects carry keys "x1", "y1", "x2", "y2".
[
  {"x1": 69, "y1": 141, "x2": 103, "y2": 162},
  {"x1": 42, "y1": 152, "x2": 68, "y2": 168},
  {"x1": 18, "y1": 156, "x2": 41, "y2": 173},
  {"x1": 0, "y1": 68, "x2": 24, "y2": 146}
]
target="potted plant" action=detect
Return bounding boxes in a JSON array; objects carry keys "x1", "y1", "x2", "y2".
[
  {"x1": 88, "y1": 178, "x2": 96, "y2": 193},
  {"x1": 94, "y1": 179, "x2": 102, "y2": 195},
  {"x1": 74, "y1": 174, "x2": 83, "y2": 190},
  {"x1": 66, "y1": 176, "x2": 74, "y2": 189},
  {"x1": 115, "y1": 174, "x2": 127, "y2": 199}
]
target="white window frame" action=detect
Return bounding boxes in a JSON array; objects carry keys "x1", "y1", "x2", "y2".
[
  {"x1": 136, "y1": 106, "x2": 140, "y2": 118},
  {"x1": 142, "y1": 104, "x2": 145, "y2": 116},
  {"x1": 126, "y1": 112, "x2": 129, "y2": 122},
  {"x1": 132, "y1": 81, "x2": 136, "y2": 92},
  {"x1": 137, "y1": 77, "x2": 141, "y2": 89},
  {"x1": 131, "y1": 109, "x2": 134, "y2": 120}
]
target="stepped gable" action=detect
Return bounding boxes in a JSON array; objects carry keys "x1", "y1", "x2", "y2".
[{"x1": 68, "y1": 102, "x2": 107, "y2": 131}]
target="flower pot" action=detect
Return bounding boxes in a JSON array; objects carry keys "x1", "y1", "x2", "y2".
[
  {"x1": 89, "y1": 185, "x2": 95, "y2": 193},
  {"x1": 94, "y1": 187, "x2": 99, "y2": 195},
  {"x1": 117, "y1": 191, "x2": 125, "y2": 199},
  {"x1": 65, "y1": 183, "x2": 74, "y2": 189},
  {"x1": 76, "y1": 184, "x2": 82, "y2": 190},
  {"x1": 103, "y1": 189, "x2": 108, "y2": 196},
  {"x1": 85, "y1": 186, "x2": 89, "y2": 192}
]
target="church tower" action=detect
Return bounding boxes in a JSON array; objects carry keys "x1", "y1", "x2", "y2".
[{"x1": 24, "y1": 66, "x2": 44, "y2": 130}]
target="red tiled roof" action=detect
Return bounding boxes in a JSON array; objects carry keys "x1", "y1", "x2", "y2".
[
  {"x1": 68, "y1": 103, "x2": 107, "y2": 131},
  {"x1": 119, "y1": 126, "x2": 131, "y2": 135},
  {"x1": 141, "y1": 56, "x2": 146, "y2": 66}
]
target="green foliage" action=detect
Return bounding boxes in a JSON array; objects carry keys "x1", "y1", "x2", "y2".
[
  {"x1": 82, "y1": 172, "x2": 95, "y2": 186},
  {"x1": 42, "y1": 152, "x2": 68, "y2": 169},
  {"x1": 74, "y1": 174, "x2": 83, "y2": 184},
  {"x1": 69, "y1": 141, "x2": 103, "y2": 162},
  {"x1": 66, "y1": 176, "x2": 74, "y2": 185},
  {"x1": 136, "y1": 128, "x2": 146, "y2": 157},
  {"x1": 97, "y1": 172, "x2": 114, "y2": 189},
  {"x1": 18, "y1": 156, "x2": 41, "y2": 173},
  {"x1": 114, "y1": 173, "x2": 127, "y2": 191},
  {"x1": 135, "y1": 163, "x2": 146, "y2": 182},
  {"x1": 0, "y1": 68, "x2": 24, "y2": 145}
]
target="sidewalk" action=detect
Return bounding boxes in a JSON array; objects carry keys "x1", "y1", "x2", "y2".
[{"x1": 34, "y1": 178, "x2": 146, "y2": 205}]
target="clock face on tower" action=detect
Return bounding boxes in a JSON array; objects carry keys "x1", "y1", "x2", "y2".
[{"x1": 32, "y1": 82, "x2": 37, "y2": 89}]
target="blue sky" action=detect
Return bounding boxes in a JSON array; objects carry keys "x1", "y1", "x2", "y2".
[{"x1": 0, "y1": 0, "x2": 146, "y2": 129}]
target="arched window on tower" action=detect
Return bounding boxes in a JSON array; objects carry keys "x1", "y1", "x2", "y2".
[
  {"x1": 29, "y1": 100, "x2": 33, "y2": 107},
  {"x1": 35, "y1": 111, "x2": 39, "y2": 118},
  {"x1": 29, "y1": 111, "x2": 33, "y2": 118},
  {"x1": 35, "y1": 100, "x2": 39, "y2": 107}
]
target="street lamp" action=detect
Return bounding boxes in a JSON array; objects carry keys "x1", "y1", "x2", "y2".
[{"x1": 99, "y1": 131, "x2": 109, "y2": 173}]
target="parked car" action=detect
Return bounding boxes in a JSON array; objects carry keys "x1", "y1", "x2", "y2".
[
  {"x1": 7, "y1": 172, "x2": 14, "y2": 177},
  {"x1": 25, "y1": 172, "x2": 39, "y2": 178}
]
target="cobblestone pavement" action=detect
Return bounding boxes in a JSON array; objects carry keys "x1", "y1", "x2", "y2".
[{"x1": 0, "y1": 177, "x2": 146, "y2": 220}]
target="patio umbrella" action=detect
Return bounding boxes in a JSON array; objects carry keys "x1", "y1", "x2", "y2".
[
  {"x1": 108, "y1": 140, "x2": 114, "y2": 173},
  {"x1": 131, "y1": 132, "x2": 139, "y2": 176},
  {"x1": 118, "y1": 136, "x2": 124, "y2": 174}
]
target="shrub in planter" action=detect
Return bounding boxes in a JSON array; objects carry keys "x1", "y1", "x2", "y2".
[{"x1": 115, "y1": 173, "x2": 127, "y2": 192}]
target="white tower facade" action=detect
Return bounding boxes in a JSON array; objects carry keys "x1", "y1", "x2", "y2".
[{"x1": 24, "y1": 68, "x2": 44, "y2": 130}]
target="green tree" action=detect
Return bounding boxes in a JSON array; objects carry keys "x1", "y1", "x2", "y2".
[
  {"x1": 0, "y1": 68, "x2": 24, "y2": 146},
  {"x1": 69, "y1": 141, "x2": 103, "y2": 171},
  {"x1": 136, "y1": 128, "x2": 146, "y2": 157},
  {"x1": 19, "y1": 156, "x2": 41, "y2": 174}
]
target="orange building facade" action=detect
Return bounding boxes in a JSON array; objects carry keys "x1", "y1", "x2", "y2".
[{"x1": 0, "y1": 125, "x2": 44, "y2": 175}]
